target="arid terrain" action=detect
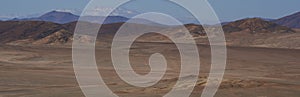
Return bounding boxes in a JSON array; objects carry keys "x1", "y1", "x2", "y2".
[
  {"x1": 0, "y1": 9, "x2": 300, "y2": 97},
  {"x1": 0, "y1": 42, "x2": 300, "y2": 97}
]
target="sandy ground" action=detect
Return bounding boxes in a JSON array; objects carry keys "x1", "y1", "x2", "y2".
[{"x1": 0, "y1": 43, "x2": 300, "y2": 97}]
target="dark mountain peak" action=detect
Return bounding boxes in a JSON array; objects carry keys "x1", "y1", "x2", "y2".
[
  {"x1": 37, "y1": 10, "x2": 79, "y2": 24},
  {"x1": 274, "y1": 11, "x2": 300, "y2": 28},
  {"x1": 41, "y1": 10, "x2": 76, "y2": 17},
  {"x1": 47, "y1": 10, "x2": 60, "y2": 14},
  {"x1": 223, "y1": 18, "x2": 295, "y2": 33}
]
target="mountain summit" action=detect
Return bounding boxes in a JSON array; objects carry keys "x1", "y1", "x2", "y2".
[
  {"x1": 38, "y1": 11, "x2": 79, "y2": 24},
  {"x1": 274, "y1": 12, "x2": 300, "y2": 28}
]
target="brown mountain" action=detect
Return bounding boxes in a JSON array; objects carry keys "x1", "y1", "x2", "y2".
[
  {"x1": 181, "y1": 18, "x2": 300, "y2": 49},
  {"x1": 0, "y1": 18, "x2": 299, "y2": 49},
  {"x1": 223, "y1": 18, "x2": 295, "y2": 33},
  {"x1": 274, "y1": 12, "x2": 300, "y2": 28},
  {"x1": 0, "y1": 21, "x2": 112, "y2": 45},
  {"x1": 0, "y1": 21, "x2": 64, "y2": 43},
  {"x1": 0, "y1": 21, "x2": 165, "y2": 45},
  {"x1": 220, "y1": 18, "x2": 299, "y2": 49}
]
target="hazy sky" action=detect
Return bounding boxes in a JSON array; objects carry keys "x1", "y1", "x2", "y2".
[{"x1": 0, "y1": 0, "x2": 300, "y2": 22}]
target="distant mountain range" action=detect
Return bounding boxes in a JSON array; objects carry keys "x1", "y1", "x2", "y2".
[
  {"x1": 54, "y1": 7, "x2": 140, "y2": 18},
  {"x1": 0, "y1": 7, "x2": 140, "y2": 20},
  {"x1": 10, "y1": 11, "x2": 162, "y2": 26},
  {"x1": 2, "y1": 10, "x2": 300, "y2": 28},
  {"x1": 0, "y1": 11, "x2": 300, "y2": 49}
]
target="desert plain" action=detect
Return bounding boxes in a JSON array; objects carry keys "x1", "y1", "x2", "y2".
[{"x1": 0, "y1": 42, "x2": 299, "y2": 97}]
